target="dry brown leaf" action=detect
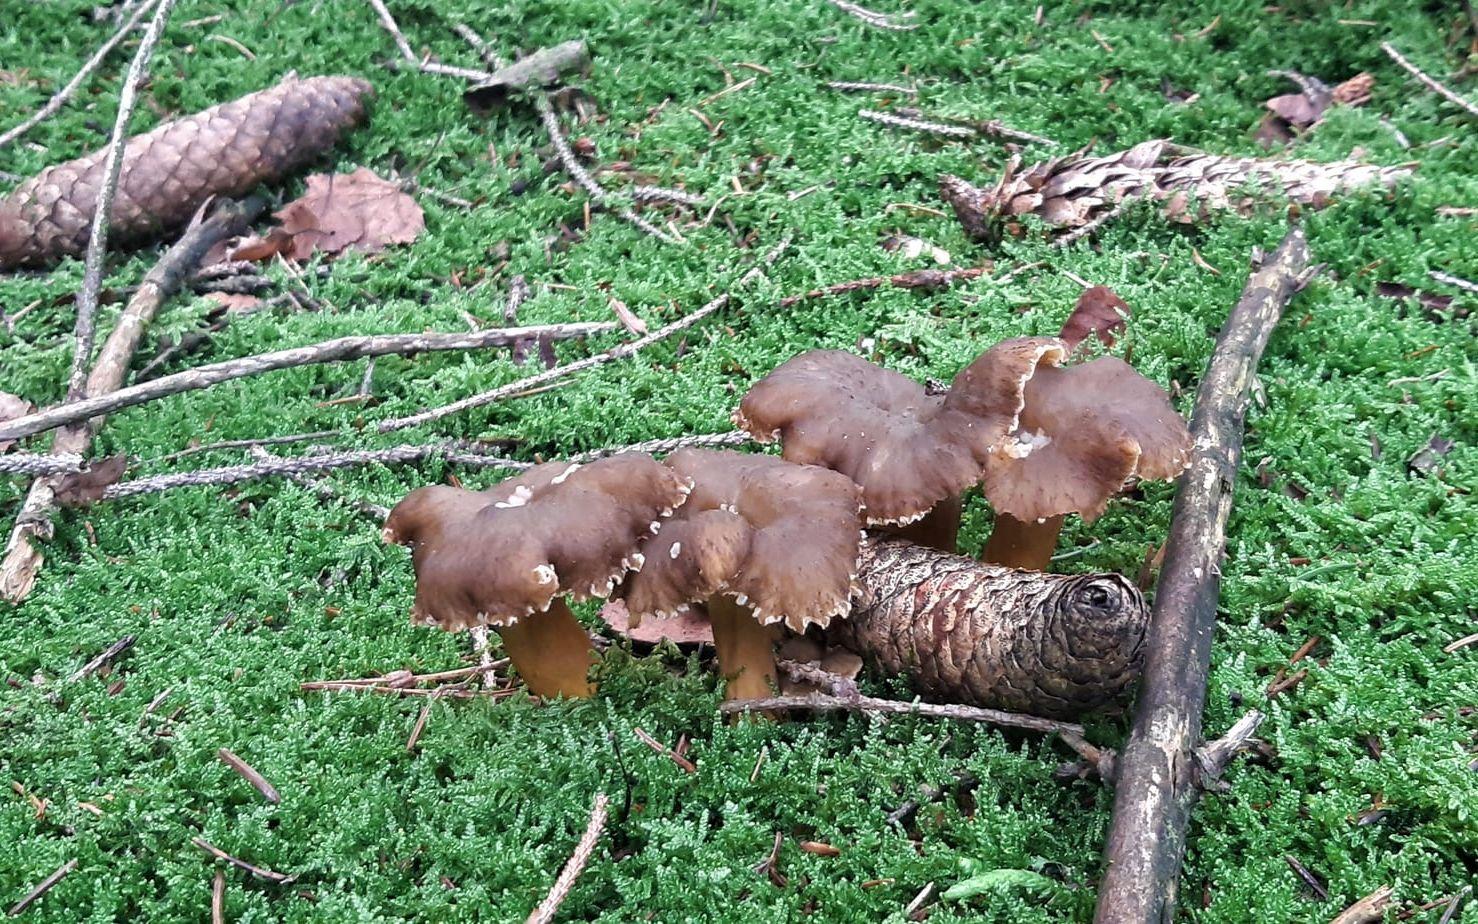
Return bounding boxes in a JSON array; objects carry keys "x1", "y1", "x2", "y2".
[
  {"x1": 229, "y1": 228, "x2": 298, "y2": 263},
  {"x1": 54, "y1": 454, "x2": 128, "y2": 507},
  {"x1": 273, "y1": 167, "x2": 425, "y2": 260},
  {"x1": 599, "y1": 599, "x2": 713, "y2": 646},
  {"x1": 1059, "y1": 286, "x2": 1130, "y2": 351},
  {"x1": 202, "y1": 292, "x2": 264, "y2": 313}
]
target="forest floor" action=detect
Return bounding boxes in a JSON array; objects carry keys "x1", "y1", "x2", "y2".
[{"x1": 1, "y1": 0, "x2": 1475, "y2": 921}]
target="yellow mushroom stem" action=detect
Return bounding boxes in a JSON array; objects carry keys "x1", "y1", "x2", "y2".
[
  {"x1": 981, "y1": 513, "x2": 1066, "y2": 572},
  {"x1": 886, "y1": 495, "x2": 962, "y2": 554},
  {"x1": 497, "y1": 598, "x2": 596, "y2": 699},
  {"x1": 706, "y1": 595, "x2": 779, "y2": 701}
]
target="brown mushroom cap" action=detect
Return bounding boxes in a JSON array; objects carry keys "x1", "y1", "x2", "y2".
[
  {"x1": 733, "y1": 339, "x2": 1064, "y2": 525},
  {"x1": 621, "y1": 449, "x2": 864, "y2": 632},
  {"x1": 383, "y1": 454, "x2": 691, "y2": 631},
  {"x1": 980, "y1": 356, "x2": 1192, "y2": 523}
]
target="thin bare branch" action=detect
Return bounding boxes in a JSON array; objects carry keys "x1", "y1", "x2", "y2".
[
  {"x1": 6, "y1": 859, "x2": 78, "y2": 917},
  {"x1": 376, "y1": 236, "x2": 790, "y2": 432},
  {"x1": 526, "y1": 794, "x2": 611, "y2": 924},
  {"x1": 1381, "y1": 42, "x2": 1478, "y2": 120},
  {"x1": 0, "y1": 322, "x2": 617, "y2": 445},
  {"x1": 191, "y1": 838, "x2": 297, "y2": 884},
  {"x1": 100, "y1": 445, "x2": 529, "y2": 502},
  {"x1": 718, "y1": 692, "x2": 1086, "y2": 737},
  {"x1": 67, "y1": 0, "x2": 182, "y2": 398},
  {"x1": 216, "y1": 749, "x2": 281, "y2": 804},
  {"x1": 0, "y1": 0, "x2": 160, "y2": 151},
  {"x1": 827, "y1": 0, "x2": 919, "y2": 30},
  {"x1": 571, "y1": 430, "x2": 751, "y2": 462}
]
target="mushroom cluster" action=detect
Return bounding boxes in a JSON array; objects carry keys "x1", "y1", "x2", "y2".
[
  {"x1": 379, "y1": 295, "x2": 1185, "y2": 712},
  {"x1": 735, "y1": 335, "x2": 1190, "y2": 571}
]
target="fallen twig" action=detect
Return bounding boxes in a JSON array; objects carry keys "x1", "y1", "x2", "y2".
[
  {"x1": 0, "y1": 322, "x2": 615, "y2": 445},
  {"x1": 1096, "y1": 228, "x2": 1315, "y2": 922},
  {"x1": 775, "y1": 657, "x2": 861, "y2": 698},
  {"x1": 453, "y1": 25, "x2": 677, "y2": 244},
  {"x1": 827, "y1": 80, "x2": 917, "y2": 95},
  {"x1": 859, "y1": 109, "x2": 1055, "y2": 145},
  {"x1": 406, "y1": 699, "x2": 435, "y2": 751},
  {"x1": 570, "y1": 430, "x2": 752, "y2": 462},
  {"x1": 99, "y1": 445, "x2": 529, "y2": 503},
  {"x1": 66, "y1": 0, "x2": 182, "y2": 396},
  {"x1": 0, "y1": 453, "x2": 87, "y2": 477},
  {"x1": 719, "y1": 692, "x2": 1085, "y2": 737},
  {"x1": 526, "y1": 793, "x2": 610, "y2": 924},
  {"x1": 0, "y1": 198, "x2": 265, "y2": 603},
  {"x1": 0, "y1": 0, "x2": 160, "y2": 151},
  {"x1": 6, "y1": 859, "x2": 79, "y2": 917},
  {"x1": 216, "y1": 748, "x2": 281, "y2": 804},
  {"x1": 158, "y1": 430, "x2": 341, "y2": 462},
  {"x1": 376, "y1": 236, "x2": 790, "y2": 432},
  {"x1": 1330, "y1": 885, "x2": 1395, "y2": 924},
  {"x1": 68, "y1": 635, "x2": 136, "y2": 682},
  {"x1": 247, "y1": 446, "x2": 392, "y2": 521},
  {"x1": 827, "y1": 0, "x2": 918, "y2": 30},
  {"x1": 190, "y1": 837, "x2": 297, "y2": 884},
  {"x1": 211, "y1": 869, "x2": 225, "y2": 924},
  {"x1": 1381, "y1": 42, "x2": 1478, "y2": 121},
  {"x1": 1430, "y1": 270, "x2": 1478, "y2": 295},
  {"x1": 633, "y1": 727, "x2": 697, "y2": 773}
]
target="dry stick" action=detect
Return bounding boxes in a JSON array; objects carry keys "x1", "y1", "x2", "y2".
[
  {"x1": 101, "y1": 445, "x2": 529, "y2": 502},
  {"x1": 719, "y1": 692, "x2": 1085, "y2": 737},
  {"x1": 0, "y1": 322, "x2": 615, "y2": 445},
  {"x1": 858, "y1": 109, "x2": 1055, "y2": 145},
  {"x1": 1329, "y1": 885, "x2": 1395, "y2": 924},
  {"x1": 526, "y1": 793, "x2": 611, "y2": 924},
  {"x1": 452, "y1": 24, "x2": 678, "y2": 245},
  {"x1": 157, "y1": 430, "x2": 341, "y2": 462},
  {"x1": 6, "y1": 859, "x2": 79, "y2": 917},
  {"x1": 1381, "y1": 42, "x2": 1478, "y2": 121},
  {"x1": 0, "y1": 0, "x2": 161, "y2": 151},
  {"x1": 376, "y1": 237, "x2": 790, "y2": 432},
  {"x1": 216, "y1": 749, "x2": 281, "y2": 804},
  {"x1": 210, "y1": 869, "x2": 225, "y2": 924},
  {"x1": 68, "y1": 634, "x2": 136, "y2": 681},
  {"x1": 1430, "y1": 269, "x2": 1478, "y2": 295},
  {"x1": 190, "y1": 838, "x2": 297, "y2": 884},
  {"x1": 827, "y1": 0, "x2": 919, "y2": 30},
  {"x1": 1095, "y1": 227, "x2": 1314, "y2": 924},
  {"x1": 0, "y1": 454, "x2": 87, "y2": 477},
  {"x1": 570, "y1": 430, "x2": 751, "y2": 462},
  {"x1": 364, "y1": 0, "x2": 417, "y2": 63},
  {"x1": 247, "y1": 445, "x2": 393, "y2": 522},
  {"x1": 0, "y1": 197, "x2": 264, "y2": 604},
  {"x1": 827, "y1": 80, "x2": 917, "y2": 95},
  {"x1": 67, "y1": 0, "x2": 182, "y2": 399}
]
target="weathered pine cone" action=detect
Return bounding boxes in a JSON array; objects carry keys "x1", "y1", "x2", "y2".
[{"x1": 0, "y1": 75, "x2": 371, "y2": 269}]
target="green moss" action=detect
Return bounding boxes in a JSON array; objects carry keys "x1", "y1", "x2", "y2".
[{"x1": 2, "y1": 0, "x2": 1475, "y2": 920}]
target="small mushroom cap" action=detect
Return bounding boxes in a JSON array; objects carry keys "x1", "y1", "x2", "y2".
[
  {"x1": 622, "y1": 449, "x2": 864, "y2": 632},
  {"x1": 981, "y1": 356, "x2": 1192, "y2": 523},
  {"x1": 733, "y1": 340, "x2": 1061, "y2": 525},
  {"x1": 383, "y1": 454, "x2": 690, "y2": 630}
]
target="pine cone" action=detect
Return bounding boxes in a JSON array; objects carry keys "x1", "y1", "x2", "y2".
[{"x1": 0, "y1": 75, "x2": 371, "y2": 269}]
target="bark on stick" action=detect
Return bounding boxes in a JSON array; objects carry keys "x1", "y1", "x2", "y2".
[
  {"x1": 1094, "y1": 227, "x2": 1312, "y2": 923},
  {"x1": 826, "y1": 538, "x2": 1149, "y2": 719}
]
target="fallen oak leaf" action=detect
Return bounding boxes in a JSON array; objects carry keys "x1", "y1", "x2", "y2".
[
  {"x1": 599, "y1": 599, "x2": 713, "y2": 646},
  {"x1": 1059, "y1": 285, "x2": 1131, "y2": 352},
  {"x1": 201, "y1": 292, "x2": 263, "y2": 313},
  {"x1": 53, "y1": 454, "x2": 128, "y2": 506},
  {"x1": 0, "y1": 391, "x2": 36, "y2": 452},
  {"x1": 274, "y1": 167, "x2": 425, "y2": 260}
]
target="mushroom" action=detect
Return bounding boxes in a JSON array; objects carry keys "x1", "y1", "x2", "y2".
[
  {"x1": 732, "y1": 339, "x2": 1063, "y2": 552},
  {"x1": 978, "y1": 356, "x2": 1192, "y2": 570},
  {"x1": 382, "y1": 454, "x2": 691, "y2": 699},
  {"x1": 620, "y1": 449, "x2": 864, "y2": 701}
]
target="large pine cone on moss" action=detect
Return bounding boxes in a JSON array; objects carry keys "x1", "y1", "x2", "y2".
[{"x1": 0, "y1": 75, "x2": 371, "y2": 269}]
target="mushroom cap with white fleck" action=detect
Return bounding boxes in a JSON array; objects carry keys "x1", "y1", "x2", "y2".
[
  {"x1": 980, "y1": 356, "x2": 1192, "y2": 523},
  {"x1": 733, "y1": 339, "x2": 1064, "y2": 525},
  {"x1": 621, "y1": 449, "x2": 865, "y2": 632},
  {"x1": 382, "y1": 453, "x2": 691, "y2": 630}
]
